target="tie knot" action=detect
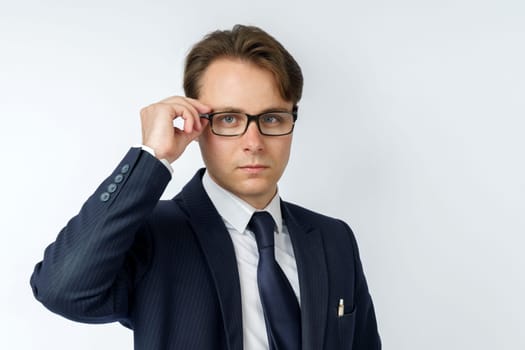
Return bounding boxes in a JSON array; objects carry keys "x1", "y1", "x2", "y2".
[{"x1": 249, "y1": 211, "x2": 276, "y2": 250}]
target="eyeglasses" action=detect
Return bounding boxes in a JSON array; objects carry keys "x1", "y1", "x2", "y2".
[{"x1": 199, "y1": 106, "x2": 298, "y2": 137}]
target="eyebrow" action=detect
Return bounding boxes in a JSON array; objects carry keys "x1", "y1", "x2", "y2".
[{"x1": 212, "y1": 106, "x2": 291, "y2": 114}]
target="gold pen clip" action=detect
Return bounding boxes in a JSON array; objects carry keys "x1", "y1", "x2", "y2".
[{"x1": 337, "y1": 298, "x2": 344, "y2": 317}]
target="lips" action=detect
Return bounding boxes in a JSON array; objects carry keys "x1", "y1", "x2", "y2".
[
  {"x1": 240, "y1": 164, "x2": 268, "y2": 169},
  {"x1": 238, "y1": 164, "x2": 269, "y2": 174}
]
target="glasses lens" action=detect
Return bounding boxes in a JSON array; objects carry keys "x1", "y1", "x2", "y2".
[
  {"x1": 212, "y1": 113, "x2": 247, "y2": 136},
  {"x1": 259, "y1": 112, "x2": 295, "y2": 135},
  {"x1": 210, "y1": 111, "x2": 296, "y2": 136}
]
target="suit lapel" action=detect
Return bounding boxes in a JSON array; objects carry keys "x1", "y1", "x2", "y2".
[
  {"x1": 175, "y1": 170, "x2": 329, "y2": 350},
  {"x1": 178, "y1": 170, "x2": 243, "y2": 350},
  {"x1": 282, "y1": 202, "x2": 329, "y2": 350}
]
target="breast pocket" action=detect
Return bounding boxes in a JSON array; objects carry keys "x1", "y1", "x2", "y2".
[{"x1": 338, "y1": 307, "x2": 357, "y2": 349}]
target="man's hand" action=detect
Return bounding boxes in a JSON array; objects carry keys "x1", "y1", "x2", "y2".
[{"x1": 140, "y1": 96, "x2": 211, "y2": 163}]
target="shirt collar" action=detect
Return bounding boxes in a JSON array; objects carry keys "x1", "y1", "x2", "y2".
[{"x1": 202, "y1": 170, "x2": 284, "y2": 234}]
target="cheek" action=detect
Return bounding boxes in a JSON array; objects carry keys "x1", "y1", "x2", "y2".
[
  {"x1": 271, "y1": 138, "x2": 292, "y2": 166},
  {"x1": 198, "y1": 133, "x2": 216, "y2": 165},
  {"x1": 199, "y1": 134, "x2": 234, "y2": 167}
]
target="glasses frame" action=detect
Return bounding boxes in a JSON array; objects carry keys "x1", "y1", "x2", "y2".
[{"x1": 199, "y1": 106, "x2": 298, "y2": 137}]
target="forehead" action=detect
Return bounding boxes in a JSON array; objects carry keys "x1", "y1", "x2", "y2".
[{"x1": 198, "y1": 58, "x2": 292, "y2": 113}]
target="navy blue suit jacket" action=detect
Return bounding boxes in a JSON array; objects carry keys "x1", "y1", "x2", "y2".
[{"x1": 31, "y1": 148, "x2": 381, "y2": 349}]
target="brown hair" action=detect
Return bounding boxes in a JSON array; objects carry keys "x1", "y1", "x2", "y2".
[{"x1": 183, "y1": 24, "x2": 303, "y2": 105}]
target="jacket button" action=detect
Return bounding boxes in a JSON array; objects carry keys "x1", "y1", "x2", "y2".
[
  {"x1": 121, "y1": 164, "x2": 130, "y2": 173},
  {"x1": 114, "y1": 174, "x2": 124, "y2": 183},
  {"x1": 107, "y1": 183, "x2": 117, "y2": 193},
  {"x1": 100, "y1": 192, "x2": 110, "y2": 202}
]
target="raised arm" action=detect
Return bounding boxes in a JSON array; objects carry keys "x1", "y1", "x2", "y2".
[{"x1": 30, "y1": 97, "x2": 210, "y2": 324}]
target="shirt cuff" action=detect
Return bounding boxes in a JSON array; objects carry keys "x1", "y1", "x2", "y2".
[{"x1": 135, "y1": 144, "x2": 174, "y2": 175}]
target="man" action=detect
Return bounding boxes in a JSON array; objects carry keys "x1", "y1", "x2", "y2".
[{"x1": 31, "y1": 25, "x2": 381, "y2": 349}]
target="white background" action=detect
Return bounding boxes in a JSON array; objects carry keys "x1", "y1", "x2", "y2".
[{"x1": 1, "y1": 0, "x2": 524, "y2": 349}]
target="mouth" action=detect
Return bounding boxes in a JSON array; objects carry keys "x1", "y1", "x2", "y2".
[{"x1": 238, "y1": 164, "x2": 269, "y2": 174}]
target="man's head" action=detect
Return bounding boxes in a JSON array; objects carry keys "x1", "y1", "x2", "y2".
[
  {"x1": 184, "y1": 24, "x2": 303, "y2": 106},
  {"x1": 185, "y1": 25, "x2": 303, "y2": 209}
]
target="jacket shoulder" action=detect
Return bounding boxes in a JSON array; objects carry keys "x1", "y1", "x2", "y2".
[{"x1": 282, "y1": 201, "x2": 353, "y2": 232}]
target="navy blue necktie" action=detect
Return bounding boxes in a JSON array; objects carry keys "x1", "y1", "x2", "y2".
[{"x1": 249, "y1": 211, "x2": 301, "y2": 350}]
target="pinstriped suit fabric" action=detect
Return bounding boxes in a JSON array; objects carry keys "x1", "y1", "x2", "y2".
[{"x1": 31, "y1": 148, "x2": 381, "y2": 349}]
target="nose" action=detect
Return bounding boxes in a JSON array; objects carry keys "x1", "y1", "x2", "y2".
[{"x1": 242, "y1": 119, "x2": 264, "y2": 152}]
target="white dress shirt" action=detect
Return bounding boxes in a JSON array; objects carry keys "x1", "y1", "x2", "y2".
[{"x1": 202, "y1": 171, "x2": 300, "y2": 350}]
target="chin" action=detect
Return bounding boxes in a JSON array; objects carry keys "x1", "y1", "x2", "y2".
[
  {"x1": 241, "y1": 177, "x2": 273, "y2": 190},
  {"x1": 233, "y1": 181, "x2": 275, "y2": 199}
]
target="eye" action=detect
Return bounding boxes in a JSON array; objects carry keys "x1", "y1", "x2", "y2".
[
  {"x1": 261, "y1": 113, "x2": 283, "y2": 124},
  {"x1": 217, "y1": 113, "x2": 240, "y2": 125}
]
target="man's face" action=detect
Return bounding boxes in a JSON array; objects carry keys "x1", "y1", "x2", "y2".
[{"x1": 197, "y1": 58, "x2": 294, "y2": 209}]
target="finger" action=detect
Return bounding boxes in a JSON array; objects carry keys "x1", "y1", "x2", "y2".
[
  {"x1": 184, "y1": 97, "x2": 212, "y2": 113},
  {"x1": 167, "y1": 99, "x2": 203, "y2": 131},
  {"x1": 181, "y1": 108, "x2": 197, "y2": 134},
  {"x1": 159, "y1": 96, "x2": 211, "y2": 114},
  {"x1": 168, "y1": 102, "x2": 206, "y2": 134},
  {"x1": 152, "y1": 102, "x2": 196, "y2": 133},
  {"x1": 173, "y1": 122, "x2": 205, "y2": 146}
]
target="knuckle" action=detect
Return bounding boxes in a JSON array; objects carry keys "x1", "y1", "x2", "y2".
[
  {"x1": 140, "y1": 104, "x2": 153, "y2": 117},
  {"x1": 140, "y1": 103, "x2": 165, "y2": 119}
]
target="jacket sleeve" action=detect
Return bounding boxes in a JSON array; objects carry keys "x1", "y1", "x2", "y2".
[{"x1": 30, "y1": 148, "x2": 171, "y2": 325}]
